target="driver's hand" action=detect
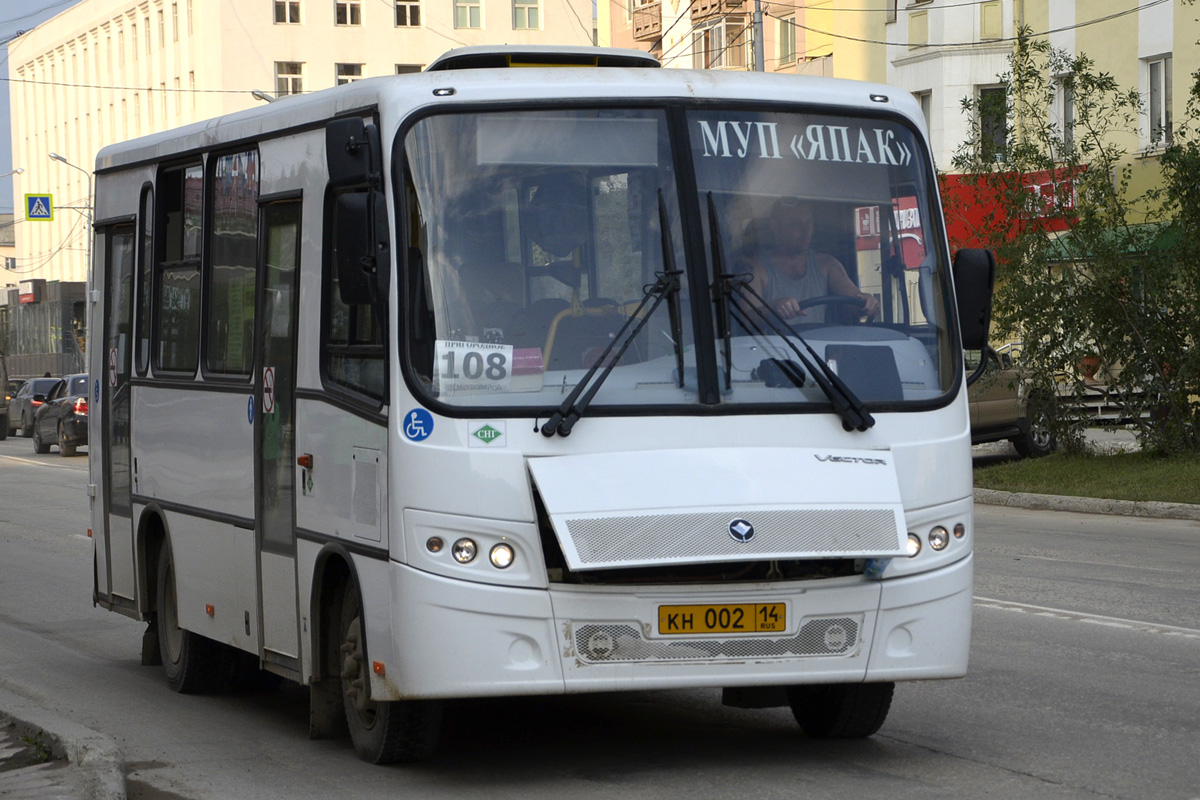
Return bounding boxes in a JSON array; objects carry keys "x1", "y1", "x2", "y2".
[
  {"x1": 772, "y1": 297, "x2": 805, "y2": 319},
  {"x1": 859, "y1": 293, "x2": 880, "y2": 319}
]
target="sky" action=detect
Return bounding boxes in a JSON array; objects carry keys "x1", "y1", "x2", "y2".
[{"x1": 1, "y1": 0, "x2": 85, "y2": 213}]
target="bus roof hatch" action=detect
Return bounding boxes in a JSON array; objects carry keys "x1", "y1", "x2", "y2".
[{"x1": 425, "y1": 45, "x2": 661, "y2": 72}]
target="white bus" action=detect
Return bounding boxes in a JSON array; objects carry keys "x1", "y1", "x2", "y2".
[{"x1": 89, "y1": 46, "x2": 995, "y2": 764}]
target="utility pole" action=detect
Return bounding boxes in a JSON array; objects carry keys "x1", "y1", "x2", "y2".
[{"x1": 753, "y1": 0, "x2": 765, "y2": 71}]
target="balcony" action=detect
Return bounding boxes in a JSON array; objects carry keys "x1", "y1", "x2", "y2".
[
  {"x1": 632, "y1": 1, "x2": 661, "y2": 41},
  {"x1": 691, "y1": 0, "x2": 747, "y2": 21}
]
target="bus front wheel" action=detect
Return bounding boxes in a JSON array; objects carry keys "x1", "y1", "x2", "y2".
[
  {"x1": 786, "y1": 682, "x2": 894, "y2": 739},
  {"x1": 156, "y1": 539, "x2": 219, "y2": 694},
  {"x1": 338, "y1": 582, "x2": 442, "y2": 764}
]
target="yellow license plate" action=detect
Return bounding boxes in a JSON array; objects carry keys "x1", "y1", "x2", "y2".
[{"x1": 658, "y1": 603, "x2": 786, "y2": 635}]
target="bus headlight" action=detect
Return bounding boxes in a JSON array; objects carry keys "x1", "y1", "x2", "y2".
[
  {"x1": 928, "y1": 526, "x2": 950, "y2": 551},
  {"x1": 489, "y1": 543, "x2": 515, "y2": 569},
  {"x1": 452, "y1": 538, "x2": 478, "y2": 564},
  {"x1": 906, "y1": 533, "x2": 922, "y2": 557}
]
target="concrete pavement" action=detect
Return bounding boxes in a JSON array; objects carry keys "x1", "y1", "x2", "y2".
[{"x1": 0, "y1": 686, "x2": 126, "y2": 800}]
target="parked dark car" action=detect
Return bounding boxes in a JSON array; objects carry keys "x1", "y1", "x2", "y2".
[
  {"x1": 32, "y1": 374, "x2": 89, "y2": 456},
  {"x1": 968, "y1": 346, "x2": 1056, "y2": 458},
  {"x1": 0, "y1": 357, "x2": 10, "y2": 443},
  {"x1": 0, "y1": 353, "x2": 10, "y2": 440},
  {"x1": 9, "y1": 377, "x2": 61, "y2": 438}
]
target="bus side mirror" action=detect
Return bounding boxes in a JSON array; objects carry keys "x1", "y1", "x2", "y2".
[
  {"x1": 326, "y1": 118, "x2": 381, "y2": 190},
  {"x1": 953, "y1": 248, "x2": 995, "y2": 352},
  {"x1": 332, "y1": 192, "x2": 389, "y2": 306}
]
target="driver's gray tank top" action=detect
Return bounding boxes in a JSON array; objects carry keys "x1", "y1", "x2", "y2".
[{"x1": 764, "y1": 251, "x2": 828, "y2": 323}]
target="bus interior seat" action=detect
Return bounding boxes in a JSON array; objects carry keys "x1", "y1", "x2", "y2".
[{"x1": 547, "y1": 299, "x2": 629, "y2": 370}]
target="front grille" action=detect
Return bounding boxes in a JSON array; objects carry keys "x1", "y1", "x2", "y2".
[
  {"x1": 570, "y1": 615, "x2": 862, "y2": 664},
  {"x1": 563, "y1": 509, "x2": 900, "y2": 567}
]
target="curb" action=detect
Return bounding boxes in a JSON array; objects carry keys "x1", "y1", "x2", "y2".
[
  {"x1": 0, "y1": 686, "x2": 126, "y2": 800},
  {"x1": 974, "y1": 488, "x2": 1200, "y2": 521}
]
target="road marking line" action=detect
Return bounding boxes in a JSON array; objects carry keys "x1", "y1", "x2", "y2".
[
  {"x1": 975, "y1": 596, "x2": 1200, "y2": 640},
  {"x1": 0, "y1": 453, "x2": 87, "y2": 470}
]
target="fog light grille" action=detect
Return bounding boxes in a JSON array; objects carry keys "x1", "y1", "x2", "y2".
[{"x1": 572, "y1": 616, "x2": 861, "y2": 664}]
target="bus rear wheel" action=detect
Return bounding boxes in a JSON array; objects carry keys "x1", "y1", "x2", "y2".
[
  {"x1": 786, "y1": 682, "x2": 894, "y2": 739},
  {"x1": 156, "y1": 539, "x2": 219, "y2": 694},
  {"x1": 338, "y1": 583, "x2": 442, "y2": 764}
]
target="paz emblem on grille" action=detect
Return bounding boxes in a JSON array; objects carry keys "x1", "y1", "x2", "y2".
[{"x1": 728, "y1": 519, "x2": 755, "y2": 543}]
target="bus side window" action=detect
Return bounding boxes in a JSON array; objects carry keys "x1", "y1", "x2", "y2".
[
  {"x1": 324, "y1": 188, "x2": 387, "y2": 402},
  {"x1": 155, "y1": 163, "x2": 203, "y2": 375}
]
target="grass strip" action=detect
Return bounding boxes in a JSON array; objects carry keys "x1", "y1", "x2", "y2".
[{"x1": 973, "y1": 451, "x2": 1200, "y2": 505}]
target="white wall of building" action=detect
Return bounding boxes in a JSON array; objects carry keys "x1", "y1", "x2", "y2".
[
  {"x1": 886, "y1": 0, "x2": 1012, "y2": 170},
  {"x1": 7, "y1": 0, "x2": 592, "y2": 285}
]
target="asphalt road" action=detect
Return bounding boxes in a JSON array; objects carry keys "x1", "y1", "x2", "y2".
[{"x1": 1, "y1": 435, "x2": 1198, "y2": 799}]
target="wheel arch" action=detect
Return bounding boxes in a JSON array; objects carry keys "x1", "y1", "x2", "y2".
[
  {"x1": 137, "y1": 504, "x2": 171, "y2": 618},
  {"x1": 309, "y1": 542, "x2": 364, "y2": 682}
]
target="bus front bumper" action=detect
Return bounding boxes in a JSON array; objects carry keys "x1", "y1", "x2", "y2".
[{"x1": 374, "y1": 553, "x2": 972, "y2": 701}]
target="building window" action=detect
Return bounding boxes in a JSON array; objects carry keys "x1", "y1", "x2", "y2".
[
  {"x1": 275, "y1": 61, "x2": 303, "y2": 96},
  {"x1": 692, "y1": 17, "x2": 747, "y2": 70},
  {"x1": 396, "y1": 64, "x2": 421, "y2": 74},
  {"x1": 513, "y1": 0, "x2": 539, "y2": 28},
  {"x1": 886, "y1": 0, "x2": 897, "y2": 24},
  {"x1": 275, "y1": 0, "x2": 300, "y2": 23},
  {"x1": 979, "y1": 86, "x2": 1008, "y2": 161},
  {"x1": 1052, "y1": 77, "x2": 1074, "y2": 152},
  {"x1": 455, "y1": 0, "x2": 481, "y2": 28},
  {"x1": 336, "y1": 63, "x2": 364, "y2": 85},
  {"x1": 395, "y1": 0, "x2": 420, "y2": 26},
  {"x1": 335, "y1": 0, "x2": 362, "y2": 25},
  {"x1": 1144, "y1": 56, "x2": 1172, "y2": 147},
  {"x1": 778, "y1": 15, "x2": 796, "y2": 65},
  {"x1": 908, "y1": 10, "x2": 928, "y2": 48},
  {"x1": 914, "y1": 89, "x2": 932, "y2": 130}
]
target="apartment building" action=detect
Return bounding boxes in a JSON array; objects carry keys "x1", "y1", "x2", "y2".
[
  {"x1": 6, "y1": 0, "x2": 593, "y2": 287},
  {"x1": 599, "y1": 0, "x2": 889, "y2": 81},
  {"x1": 888, "y1": 0, "x2": 1200, "y2": 175}
]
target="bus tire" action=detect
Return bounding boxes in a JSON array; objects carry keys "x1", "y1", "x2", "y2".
[
  {"x1": 156, "y1": 539, "x2": 219, "y2": 694},
  {"x1": 338, "y1": 582, "x2": 442, "y2": 764},
  {"x1": 786, "y1": 682, "x2": 894, "y2": 739}
]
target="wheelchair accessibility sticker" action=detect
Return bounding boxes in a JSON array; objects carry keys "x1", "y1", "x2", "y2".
[{"x1": 404, "y1": 408, "x2": 434, "y2": 442}]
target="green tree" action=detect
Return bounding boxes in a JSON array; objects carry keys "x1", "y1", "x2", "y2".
[{"x1": 947, "y1": 28, "x2": 1200, "y2": 454}]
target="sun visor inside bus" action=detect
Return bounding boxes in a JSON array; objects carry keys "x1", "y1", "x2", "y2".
[{"x1": 527, "y1": 447, "x2": 908, "y2": 571}]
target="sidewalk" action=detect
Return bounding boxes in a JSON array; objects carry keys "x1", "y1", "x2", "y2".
[{"x1": 0, "y1": 687, "x2": 126, "y2": 800}]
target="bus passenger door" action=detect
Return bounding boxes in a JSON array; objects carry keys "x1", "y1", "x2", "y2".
[
  {"x1": 99, "y1": 224, "x2": 137, "y2": 607},
  {"x1": 256, "y1": 200, "x2": 302, "y2": 670}
]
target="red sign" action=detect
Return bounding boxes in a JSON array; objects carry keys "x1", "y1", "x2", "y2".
[
  {"x1": 940, "y1": 167, "x2": 1082, "y2": 252},
  {"x1": 855, "y1": 196, "x2": 927, "y2": 268}
]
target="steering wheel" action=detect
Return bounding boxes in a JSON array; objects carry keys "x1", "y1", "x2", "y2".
[{"x1": 794, "y1": 294, "x2": 872, "y2": 321}]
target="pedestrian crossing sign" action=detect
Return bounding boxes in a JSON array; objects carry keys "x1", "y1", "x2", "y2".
[{"x1": 25, "y1": 194, "x2": 54, "y2": 221}]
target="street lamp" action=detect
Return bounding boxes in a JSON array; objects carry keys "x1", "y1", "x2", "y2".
[
  {"x1": 0, "y1": 167, "x2": 24, "y2": 179},
  {"x1": 48, "y1": 153, "x2": 93, "y2": 277}
]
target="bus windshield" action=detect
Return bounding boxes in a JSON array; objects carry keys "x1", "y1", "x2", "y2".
[{"x1": 401, "y1": 105, "x2": 954, "y2": 413}]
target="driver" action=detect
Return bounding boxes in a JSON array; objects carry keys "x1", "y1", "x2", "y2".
[{"x1": 747, "y1": 197, "x2": 880, "y2": 323}]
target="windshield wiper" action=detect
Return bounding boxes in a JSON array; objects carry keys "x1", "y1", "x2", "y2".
[
  {"x1": 541, "y1": 192, "x2": 684, "y2": 438},
  {"x1": 706, "y1": 193, "x2": 874, "y2": 432},
  {"x1": 539, "y1": 267, "x2": 681, "y2": 437}
]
